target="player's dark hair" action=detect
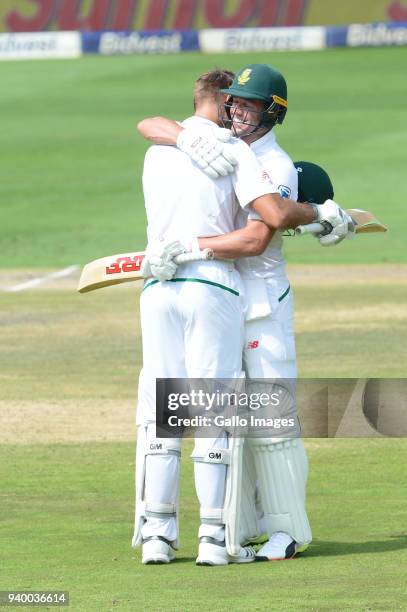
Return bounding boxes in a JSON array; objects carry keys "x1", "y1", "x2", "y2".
[{"x1": 193, "y1": 69, "x2": 235, "y2": 110}]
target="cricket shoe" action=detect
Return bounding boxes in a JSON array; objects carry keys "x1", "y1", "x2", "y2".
[
  {"x1": 142, "y1": 536, "x2": 176, "y2": 565},
  {"x1": 255, "y1": 531, "x2": 309, "y2": 561},
  {"x1": 196, "y1": 537, "x2": 256, "y2": 566}
]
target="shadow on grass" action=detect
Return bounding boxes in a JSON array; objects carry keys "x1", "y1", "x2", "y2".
[
  {"x1": 134, "y1": 538, "x2": 407, "y2": 564},
  {"x1": 132, "y1": 555, "x2": 197, "y2": 564},
  {"x1": 304, "y1": 534, "x2": 407, "y2": 558}
]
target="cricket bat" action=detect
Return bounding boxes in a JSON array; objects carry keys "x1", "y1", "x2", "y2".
[
  {"x1": 295, "y1": 208, "x2": 387, "y2": 236},
  {"x1": 78, "y1": 248, "x2": 214, "y2": 294}
]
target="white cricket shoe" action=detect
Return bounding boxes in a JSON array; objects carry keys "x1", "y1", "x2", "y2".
[
  {"x1": 255, "y1": 531, "x2": 308, "y2": 561},
  {"x1": 142, "y1": 536, "x2": 176, "y2": 565},
  {"x1": 196, "y1": 537, "x2": 256, "y2": 566}
]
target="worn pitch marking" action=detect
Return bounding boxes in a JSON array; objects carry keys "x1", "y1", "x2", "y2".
[{"x1": 3, "y1": 265, "x2": 79, "y2": 293}]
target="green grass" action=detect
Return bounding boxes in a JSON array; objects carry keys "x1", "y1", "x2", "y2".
[
  {"x1": 1, "y1": 279, "x2": 406, "y2": 609},
  {"x1": 1, "y1": 47, "x2": 406, "y2": 267},
  {"x1": 1, "y1": 440, "x2": 406, "y2": 611},
  {"x1": 295, "y1": 282, "x2": 407, "y2": 377},
  {"x1": 1, "y1": 46, "x2": 406, "y2": 611},
  {"x1": 1, "y1": 278, "x2": 406, "y2": 404},
  {"x1": 0, "y1": 286, "x2": 142, "y2": 402}
]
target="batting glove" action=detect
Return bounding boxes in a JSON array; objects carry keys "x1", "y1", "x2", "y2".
[
  {"x1": 315, "y1": 200, "x2": 354, "y2": 247},
  {"x1": 141, "y1": 239, "x2": 186, "y2": 281},
  {"x1": 176, "y1": 126, "x2": 237, "y2": 179},
  {"x1": 140, "y1": 255, "x2": 178, "y2": 282}
]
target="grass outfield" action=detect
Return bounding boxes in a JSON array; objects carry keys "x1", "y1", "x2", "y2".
[
  {"x1": 1, "y1": 47, "x2": 406, "y2": 267},
  {"x1": 1, "y1": 45, "x2": 406, "y2": 610},
  {"x1": 1, "y1": 267, "x2": 407, "y2": 408},
  {"x1": 1, "y1": 275, "x2": 406, "y2": 609},
  {"x1": 1, "y1": 440, "x2": 406, "y2": 611}
]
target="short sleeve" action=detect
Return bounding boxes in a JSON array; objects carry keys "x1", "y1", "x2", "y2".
[
  {"x1": 230, "y1": 140, "x2": 279, "y2": 209},
  {"x1": 264, "y1": 156, "x2": 298, "y2": 203}
]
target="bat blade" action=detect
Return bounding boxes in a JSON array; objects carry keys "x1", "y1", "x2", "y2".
[
  {"x1": 346, "y1": 209, "x2": 387, "y2": 234},
  {"x1": 78, "y1": 252, "x2": 146, "y2": 293},
  {"x1": 78, "y1": 248, "x2": 214, "y2": 294}
]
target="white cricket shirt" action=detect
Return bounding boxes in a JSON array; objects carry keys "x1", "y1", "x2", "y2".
[
  {"x1": 143, "y1": 116, "x2": 277, "y2": 245},
  {"x1": 236, "y1": 129, "x2": 298, "y2": 282}
]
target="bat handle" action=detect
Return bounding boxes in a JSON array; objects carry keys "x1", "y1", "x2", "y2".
[
  {"x1": 174, "y1": 248, "x2": 214, "y2": 264},
  {"x1": 295, "y1": 220, "x2": 332, "y2": 236}
]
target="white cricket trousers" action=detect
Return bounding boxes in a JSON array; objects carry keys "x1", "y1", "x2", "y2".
[{"x1": 137, "y1": 262, "x2": 244, "y2": 543}]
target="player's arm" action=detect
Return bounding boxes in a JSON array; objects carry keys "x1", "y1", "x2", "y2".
[
  {"x1": 252, "y1": 192, "x2": 316, "y2": 230},
  {"x1": 252, "y1": 192, "x2": 353, "y2": 242},
  {"x1": 137, "y1": 116, "x2": 237, "y2": 179},
  {"x1": 198, "y1": 220, "x2": 273, "y2": 259},
  {"x1": 231, "y1": 143, "x2": 317, "y2": 230},
  {"x1": 137, "y1": 120, "x2": 315, "y2": 231},
  {"x1": 250, "y1": 159, "x2": 317, "y2": 230},
  {"x1": 137, "y1": 117, "x2": 181, "y2": 145}
]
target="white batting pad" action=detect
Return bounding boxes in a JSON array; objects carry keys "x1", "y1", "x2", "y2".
[
  {"x1": 248, "y1": 438, "x2": 312, "y2": 546},
  {"x1": 238, "y1": 441, "x2": 262, "y2": 545},
  {"x1": 132, "y1": 425, "x2": 181, "y2": 548},
  {"x1": 192, "y1": 433, "x2": 230, "y2": 542},
  {"x1": 224, "y1": 436, "x2": 245, "y2": 556}
]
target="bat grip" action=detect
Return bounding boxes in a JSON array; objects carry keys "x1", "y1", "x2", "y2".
[
  {"x1": 174, "y1": 248, "x2": 214, "y2": 264},
  {"x1": 295, "y1": 220, "x2": 332, "y2": 236}
]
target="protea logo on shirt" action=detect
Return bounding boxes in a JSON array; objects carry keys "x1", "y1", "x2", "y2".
[
  {"x1": 237, "y1": 68, "x2": 252, "y2": 86},
  {"x1": 278, "y1": 184, "x2": 291, "y2": 198}
]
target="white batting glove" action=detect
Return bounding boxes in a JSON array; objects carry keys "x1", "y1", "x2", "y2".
[
  {"x1": 176, "y1": 126, "x2": 237, "y2": 179},
  {"x1": 141, "y1": 239, "x2": 187, "y2": 281},
  {"x1": 322, "y1": 215, "x2": 355, "y2": 245},
  {"x1": 140, "y1": 255, "x2": 178, "y2": 282},
  {"x1": 149, "y1": 258, "x2": 177, "y2": 281},
  {"x1": 315, "y1": 199, "x2": 354, "y2": 247}
]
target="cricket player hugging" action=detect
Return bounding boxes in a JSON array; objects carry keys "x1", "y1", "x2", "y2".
[
  {"x1": 133, "y1": 69, "x2": 275, "y2": 566},
  {"x1": 133, "y1": 66, "x2": 352, "y2": 565}
]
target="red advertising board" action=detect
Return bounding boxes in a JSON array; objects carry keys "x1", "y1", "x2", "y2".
[{"x1": 0, "y1": 0, "x2": 405, "y2": 32}]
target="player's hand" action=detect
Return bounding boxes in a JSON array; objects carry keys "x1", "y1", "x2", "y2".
[
  {"x1": 141, "y1": 254, "x2": 178, "y2": 281},
  {"x1": 315, "y1": 200, "x2": 354, "y2": 247},
  {"x1": 149, "y1": 257, "x2": 178, "y2": 281},
  {"x1": 176, "y1": 126, "x2": 237, "y2": 179},
  {"x1": 141, "y1": 239, "x2": 187, "y2": 281}
]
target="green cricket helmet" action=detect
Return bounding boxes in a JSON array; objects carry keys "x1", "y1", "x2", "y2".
[
  {"x1": 220, "y1": 64, "x2": 288, "y2": 135},
  {"x1": 294, "y1": 161, "x2": 334, "y2": 204}
]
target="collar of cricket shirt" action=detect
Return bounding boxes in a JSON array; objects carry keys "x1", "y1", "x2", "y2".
[
  {"x1": 182, "y1": 115, "x2": 219, "y2": 129},
  {"x1": 250, "y1": 128, "x2": 276, "y2": 153}
]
